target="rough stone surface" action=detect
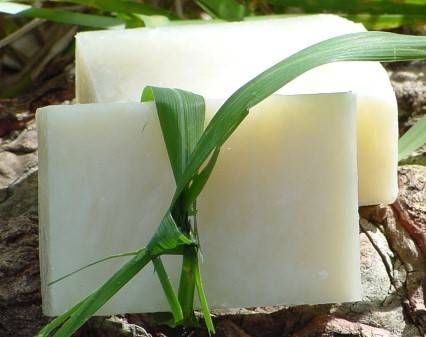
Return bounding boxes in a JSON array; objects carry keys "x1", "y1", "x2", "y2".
[{"x1": 0, "y1": 61, "x2": 425, "y2": 337}]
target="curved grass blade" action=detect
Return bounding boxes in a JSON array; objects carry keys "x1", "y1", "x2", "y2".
[
  {"x1": 142, "y1": 87, "x2": 205, "y2": 181},
  {"x1": 399, "y1": 114, "x2": 426, "y2": 161},
  {"x1": 173, "y1": 32, "x2": 426, "y2": 204},
  {"x1": 152, "y1": 257, "x2": 183, "y2": 323},
  {"x1": 48, "y1": 251, "x2": 139, "y2": 286}
]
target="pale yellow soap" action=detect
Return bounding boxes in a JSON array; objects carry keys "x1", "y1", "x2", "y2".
[
  {"x1": 37, "y1": 93, "x2": 360, "y2": 316},
  {"x1": 76, "y1": 14, "x2": 398, "y2": 206}
]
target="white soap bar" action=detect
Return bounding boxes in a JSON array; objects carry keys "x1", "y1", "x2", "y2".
[
  {"x1": 37, "y1": 93, "x2": 361, "y2": 316},
  {"x1": 75, "y1": 14, "x2": 398, "y2": 206}
]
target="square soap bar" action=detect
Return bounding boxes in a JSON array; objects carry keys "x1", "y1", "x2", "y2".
[
  {"x1": 37, "y1": 93, "x2": 361, "y2": 316},
  {"x1": 76, "y1": 14, "x2": 398, "y2": 206}
]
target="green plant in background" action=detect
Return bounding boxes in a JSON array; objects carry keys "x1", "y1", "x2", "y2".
[{"x1": 35, "y1": 31, "x2": 426, "y2": 336}]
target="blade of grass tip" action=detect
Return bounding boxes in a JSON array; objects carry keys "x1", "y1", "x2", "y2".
[
  {"x1": 49, "y1": 250, "x2": 139, "y2": 286},
  {"x1": 194, "y1": 256, "x2": 214, "y2": 334},
  {"x1": 152, "y1": 256, "x2": 184, "y2": 323},
  {"x1": 172, "y1": 32, "x2": 426, "y2": 205},
  {"x1": 398, "y1": 114, "x2": 426, "y2": 161}
]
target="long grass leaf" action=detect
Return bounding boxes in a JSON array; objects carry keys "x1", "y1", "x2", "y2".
[
  {"x1": 399, "y1": 114, "x2": 426, "y2": 161},
  {"x1": 173, "y1": 32, "x2": 426, "y2": 204}
]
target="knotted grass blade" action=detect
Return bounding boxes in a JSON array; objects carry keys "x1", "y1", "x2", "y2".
[
  {"x1": 399, "y1": 114, "x2": 426, "y2": 161},
  {"x1": 143, "y1": 87, "x2": 209, "y2": 327}
]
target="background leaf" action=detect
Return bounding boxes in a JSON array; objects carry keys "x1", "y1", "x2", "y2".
[
  {"x1": 399, "y1": 114, "x2": 426, "y2": 161},
  {"x1": 0, "y1": 2, "x2": 124, "y2": 28},
  {"x1": 196, "y1": 0, "x2": 246, "y2": 21}
]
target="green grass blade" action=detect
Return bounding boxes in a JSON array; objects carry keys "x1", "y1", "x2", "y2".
[
  {"x1": 173, "y1": 32, "x2": 426, "y2": 203},
  {"x1": 399, "y1": 114, "x2": 426, "y2": 161},
  {"x1": 196, "y1": 0, "x2": 246, "y2": 21},
  {"x1": 51, "y1": 248, "x2": 152, "y2": 337},
  {"x1": 152, "y1": 257, "x2": 183, "y2": 323},
  {"x1": 194, "y1": 258, "x2": 214, "y2": 334},
  {"x1": 48, "y1": 251, "x2": 139, "y2": 286},
  {"x1": 0, "y1": 2, "x2": 124, "y2": 28}
]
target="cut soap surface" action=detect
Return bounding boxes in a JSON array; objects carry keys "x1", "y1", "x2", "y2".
[
  {"x1": 76, "y1": 14, "x2": 398, "y2": 206},
  {"x1": 37, "y1": 93, "x2": 360, "y2": 316}
]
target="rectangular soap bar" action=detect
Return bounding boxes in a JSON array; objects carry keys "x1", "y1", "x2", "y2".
[
  {"x1": 76, "y1": 14, "x2": 398, "y2": 206},
  {"x1": 37, "y1": 93, "x2": 361, "y2": 316}
]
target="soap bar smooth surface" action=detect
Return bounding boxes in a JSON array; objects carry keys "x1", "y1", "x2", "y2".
[
  {"x1": 37, "y1": 93, "x2": 360, "y2": 316},
  {"x1": 76, "y1": 14, "x2": 398, "y2": 206}
]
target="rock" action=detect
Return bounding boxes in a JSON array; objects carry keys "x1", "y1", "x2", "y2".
[{"x1": 386, "y1": 60, "x2": 426, "y2": 134}]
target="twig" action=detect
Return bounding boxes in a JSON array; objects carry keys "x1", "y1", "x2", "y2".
[{"x1": 0, "y1": 19, "x2": 45, "y2": 50}]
